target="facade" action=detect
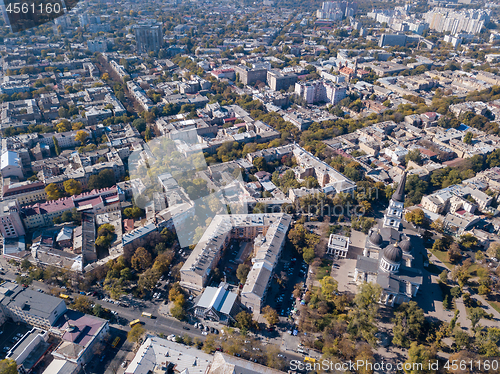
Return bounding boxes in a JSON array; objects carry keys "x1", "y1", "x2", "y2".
[
  {"x1": 0, "y1": 200, "x2": 26, "y2": 238},
  {"x1": 1, "y1": 151, "x2": 24, "y2": 179},
  {"x1": 234, "y1": 65, "x2": 268, "y2": 85},
  {"x1": 327, "y1": 234, "x2": 350, "y2": 258},
  {"x1": 267, "y1": 70, "x2": 298, "y2": 91},
  {"x1": 0, "y1": 283, "x2": 67, "y2": 329},
  {"x1": 134, "y1": 22, "x2": 163, "y2": 53},
  {"x1": 294, "y1": 81, "x2": 347, "y2": 105}
]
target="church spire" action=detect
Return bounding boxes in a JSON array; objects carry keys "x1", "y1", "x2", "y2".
[{"x1": 392, "y1": 171, "x2": 407, "y2": 203}]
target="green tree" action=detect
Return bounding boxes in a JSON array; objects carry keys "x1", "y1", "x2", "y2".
[
  {"x1": 0, "y1": 359, "x2": 18, "y2": 374},
  {"x1": 72, "y1": 296, "x2": 92, "y2": 314},
  {"x1": 262, "y1": 306, "x2": 279, "y2": 327},
  {"x1": 88, "y1": 169, "x2": 116, "y2": 190},
  {"x1": 236, "y1": 263, "x2": 250, "y2": 284},
  {"x1": 404, "y1": 342, "x2": 436, "y2": 374},
  {"x1": 463, "y1": 131, "x2": 473, "y2": 144},
  {"x1": 235, "y1": 311, "x2": 254, "y2": 333},
  {"x1": 53, "y1": 136, "x2": 61, "y2": 155},
  {"x1": 75, "y1": 130, "x2": 89, "y2": 145},
  {"x1": 405, "y1": 149, "x2": 422, "y2": 165},
  {"x1": 45, "y1": 183, "x2": 62, "y2": 200},
  {"x1": 63, "y1": 179, "x2": 82, "y2": 196},
  {"x1": 131, "y1": 247, "x2": 152, "y2": 272},
  {"x1": 392, "y1": 301, "x2": 425, "y2": 348},
  {"x1": 127, "y1": 324, "x2": 145, "y2": 342},
  {"x1": 319, "y1": 276, "x2": 338, "y2": 299},
  {"x1": 252, "y1": 156, "x2": 267, "y2": 171}
]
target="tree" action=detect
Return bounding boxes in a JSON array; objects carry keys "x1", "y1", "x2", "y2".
[
  {"x1": 131, "y1": 247, "x2": 152, "y2": 272},
  {"x1": 236, "y1": 263, "x2": 250, "y2": 284},
  {"x1": 453, "y1": 327, "x2": 470, "y2": 351},
  {"x1": 123, "y1": 207, "x2": 143, "y2": 219},
  {"x1": 430, "y1": 218, "x2": 444, "y2": 233},
  {"x1": 405, "y1": 149, "x2": 422, "y2": 166},
  {"x1": 459, "y1": 233, "x2": 478, "y2": 249},
  {"x1": 102, "y1": 73, "x2": 110, "y2": 81},
  {"x1": 405, "y1": 209, "x2": 425, "y2": 226},
  {"x1": 262, "y1": 306, "x2": 279, "y2": 327},
  {"x1": 20, "y1": 259, "x2": 31, "y2": 270},
  {"x1": 467, "y1": 307, "x2": 486, "y2": 330},
  {"x1": 138, "y1": 268, "x2": 160, "y2": 291},
  {"x1": 463, "y1": 131, "x2": 473, "y2": 144},
  {"x1": 45, "y1": 183, "x2": 62, "y2": 200},
  {"x1": 448, "y1": 242, "x2": 462, "y2": 264},
  {"x1": 0, "y1": 359, "x2": 18, "y2": 374},
  {"x1": 95, "y1": 223, "x2": 115, "y2": 249},
  {"x1": 443, "y1": 295, "x2": 450, "y2": 310},
  {"x1": 72, "y1": 296, "x2": 92, "y2": 314},
  {"x1": 348, "y1": 283, "x2": 381, "y2": 346},
  {"x1": 75, "y1": 130, "x2": 89, "y2": 145},
  {"x1": 88, "y1": 169, "x2": 116, "y2": 190},
  {"x1": 319, "y1": 276, "x2": 338, "y2": 299},
  {"x1": 439, "y1": 270, "x2": 448, "y2": 284},
  {"x1": 53, "y1": 136, "x2": 61, "y2": 155},
  {"x1": 235, "y1": 311, "x2": 254, "y2": 333},
  {"x1": 486, "y1": 242, "x2": 500, "y2": 260},
  {"x1": 264, "y1": 345, "x2": 286, "y2": 370},
  {"x1": 404, "y1": 342, "x2": 436, "y2": 374},
  {"x1": 252, "y1": 156, "x2": 267, "y2": 171},
  {"x1": 63, "y1": 179, "x2": 82, "y2": 196},
  {"x1": 392, "y1": 301, "x2": 425, "y2": 348},
  {"x1": 127, "y1": 324, "x2": 145, "y2": 342}
]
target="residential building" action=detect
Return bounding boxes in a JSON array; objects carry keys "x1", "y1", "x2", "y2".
[
  {"x1": 0, "y1": 200, "x2": 25, "y2": 238},
  {"x1": 0, "y1": 283, "x2": 67, "y2": 329},
  {"x1": 125, "y1": 336, "x2": 213, "y2": 374},
  {"x1": 267, "y1": 70, "x2": 298, "y2": 91},
  {"x1": 134, "y1": 22, "x2": 163, "y2": 53}
]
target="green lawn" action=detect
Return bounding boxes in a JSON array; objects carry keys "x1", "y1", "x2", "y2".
[
  {"x1": 429, "y1": 249, "x2": 453, "y2": 270},
  {"x1": 316, "y1": 259, "x2": 333, "y2": 280},
  {"x1": 489, "y1": 300, "x2": 500, "y2": 314}
]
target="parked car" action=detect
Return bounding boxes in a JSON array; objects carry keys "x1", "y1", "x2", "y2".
[{"x1": 201, "y1": 331, "x2": 208, "y2": 335}]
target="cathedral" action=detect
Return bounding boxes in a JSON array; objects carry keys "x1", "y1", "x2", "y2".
[{"x1": 354, "y1": 172, "x2": 424, "y2": 306}]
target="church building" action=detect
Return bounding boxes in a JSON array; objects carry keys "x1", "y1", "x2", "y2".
[{"x1": 354, "y1": 172, "x2": 423, "y2": 306}]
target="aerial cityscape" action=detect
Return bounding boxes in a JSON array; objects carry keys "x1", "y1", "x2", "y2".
[{"x1": 0, "y1": 0, "x2": 500, "y2": 373}]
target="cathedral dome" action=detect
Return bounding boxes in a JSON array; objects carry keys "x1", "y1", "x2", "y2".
[
  {"x1": 369, "y1": 231, "x2": 383, "y2": 246},
  {"x1": 400, "y1": 238, "x2": 412, "y2": 253},
  {"x1": 383, "y1": 244, "x2": 403, "y2": 263}
]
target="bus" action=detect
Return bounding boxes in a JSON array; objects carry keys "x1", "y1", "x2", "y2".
[
  {"x1": 59, "y1": 294, "x2": 70, "y2": 300},
  {"x1": 129, "y1": 319, "x2": 141, "y2": 327},
  {"x1": 304, "y1": 357, "x2": 316, "y2": 364},
  {"x1": 111, "y1": 337, "x2": 120, "y2": 348},
  {"x1": 141, "y1": 312, "x2": 152, "y2": 318}
]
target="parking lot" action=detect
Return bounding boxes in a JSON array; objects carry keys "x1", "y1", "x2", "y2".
[
  {"x1": 266, "y1": 242, "x2": 308, "y2": 320},
  {"x1": 0, "y1": 320, "x2": 32, "y2": 359}
]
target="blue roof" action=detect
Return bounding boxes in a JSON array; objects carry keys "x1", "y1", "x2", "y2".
[{"x1": 457, "y1": 124, "x2": 469, "y2": 131}]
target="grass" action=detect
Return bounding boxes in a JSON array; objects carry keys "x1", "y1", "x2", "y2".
[
  {"x1": 429, "y1": 249, "x2": 454, "y2": 270},
  {"x1": 316, "y1": 259, "x2": 333, "y2": 280},
  {"x1": 489, "y1": 301, "x2": 500, "y2": 314}
]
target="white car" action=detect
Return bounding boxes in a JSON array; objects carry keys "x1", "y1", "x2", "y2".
[
  {"x1": 167, "y1": 334, "x2": 176, "y2": 341},
  {"x1": 201, "y1": 331, "x2": 208, "y2": 335}
]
